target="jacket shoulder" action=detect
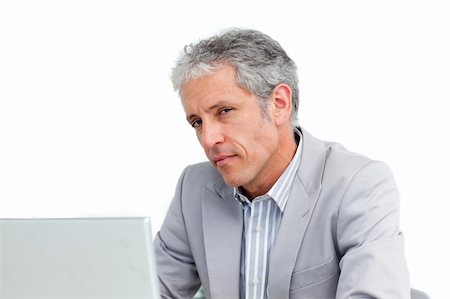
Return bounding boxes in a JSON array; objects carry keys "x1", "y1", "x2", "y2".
[
  {"x1": 301, "y1": 129, "x2": 384, "y2": 185},
  {"x1": 324, "y1": 141, "x2": 375, "y2": 170},
  {"x1": 181, "y1": 161, "x2": 223, "y2": 190},
  {"x1": 306, "y1": 132, "x2": 393, "y2": 190}
]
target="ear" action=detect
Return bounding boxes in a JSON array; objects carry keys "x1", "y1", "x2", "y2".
[{"x1": 270, "y1": 83, "x2": 292, "y2": 127}]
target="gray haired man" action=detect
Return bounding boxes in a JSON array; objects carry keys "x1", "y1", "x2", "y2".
[{"x1": 154, "y1": 29, "x2": 409, "y2": 299}]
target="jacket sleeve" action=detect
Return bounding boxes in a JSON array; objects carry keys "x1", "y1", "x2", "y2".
[
  {"x1": 336, "y1": 161, "x2": 410, "y2": 298},
  {"x1": 154, "y1": 167, "x2": 201, "y2": 299}
]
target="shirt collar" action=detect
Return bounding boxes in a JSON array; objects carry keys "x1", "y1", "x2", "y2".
[{"x1": 234, "y1": 128, "x2": 303, "y2": 212}]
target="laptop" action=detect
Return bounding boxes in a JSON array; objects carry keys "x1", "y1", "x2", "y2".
[{"x1": 0, "y1": 217, "x2": 160, "y2": 299}]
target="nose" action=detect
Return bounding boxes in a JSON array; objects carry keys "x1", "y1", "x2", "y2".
[{"x1": 198, "y1": 121, "x2": 225, "y2": 149}]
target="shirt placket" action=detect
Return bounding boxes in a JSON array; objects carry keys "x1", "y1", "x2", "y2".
[{"x1": 245, "y1": 199, "x2": 266, "y2": 299}]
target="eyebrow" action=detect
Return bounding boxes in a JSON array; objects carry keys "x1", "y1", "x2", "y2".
[{"x1": 186, "y1": 100, "x2": 234, "y2": 122}]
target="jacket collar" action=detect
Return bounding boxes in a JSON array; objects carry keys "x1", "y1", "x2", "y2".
[{"x1": 267, "y1": 127, "x2": 328, "y2": 297}]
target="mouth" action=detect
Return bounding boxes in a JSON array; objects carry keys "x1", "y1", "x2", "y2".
[{"x1": 213, "y1": 154, "x2": 237, "y2": 166}]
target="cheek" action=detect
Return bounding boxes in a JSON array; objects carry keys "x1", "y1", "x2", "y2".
[
  {"x1": 241, "y1": 138, "x2": 274, "y2": 166},
  {"x1": 253, "y1": 135, "x2": 279, "y2": 165}
]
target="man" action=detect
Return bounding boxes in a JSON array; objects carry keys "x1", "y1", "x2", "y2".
[{"x1": 154, "y1": 29, "x2": 409, "y2": 299}]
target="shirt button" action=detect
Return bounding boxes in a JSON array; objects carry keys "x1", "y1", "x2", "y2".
[
  {"x1": 256, "y1": 225, "x2": 263, "y2": 232},
  {"x1": 252, "y1": 277, "x2": 259, "y2": 285}
]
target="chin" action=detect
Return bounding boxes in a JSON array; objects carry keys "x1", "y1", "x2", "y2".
[{"x1": 220, "y1": 173, "x2": 243, "y2": 188}]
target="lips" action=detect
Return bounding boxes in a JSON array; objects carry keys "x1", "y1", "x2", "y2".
[{"x1": 213, "y1": 154, "x2": 236, "y2": 166}]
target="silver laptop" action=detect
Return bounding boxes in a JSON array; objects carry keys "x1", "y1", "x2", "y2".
[{"x1": 0, "y1": 217, "x2": 160, "y2": 299}]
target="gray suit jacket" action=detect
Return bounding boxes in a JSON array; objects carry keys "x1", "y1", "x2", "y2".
[{"x1": 154, "y1": 129, "x2": 410, "y2": 299}]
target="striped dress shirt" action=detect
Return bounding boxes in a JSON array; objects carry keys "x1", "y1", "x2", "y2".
[{"x1": 234, "y1": 129, "x2": 302, "y2": 299}]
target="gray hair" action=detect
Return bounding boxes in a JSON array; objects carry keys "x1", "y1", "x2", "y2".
[{"x1": 171, "y1": 29, "x2": 299, "y2": 125}]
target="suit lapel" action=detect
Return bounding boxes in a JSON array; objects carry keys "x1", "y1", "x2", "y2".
[
  {"x1": 268, "y1": 128, "x2": 328, "y2": 298},
  {"x1": 202, "y1": 179, "x2": 243, "y2": 299}
]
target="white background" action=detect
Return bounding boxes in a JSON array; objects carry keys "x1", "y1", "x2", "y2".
[{"x1": 0, "y1": 0, "x2": 448, "y2": 297}]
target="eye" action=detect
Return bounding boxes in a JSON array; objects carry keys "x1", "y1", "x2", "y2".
[
  {"x1": 219, "y1": 107, "x2": 233, "y2": 115},
  {"x1": 190, "y1": 118, "x2": 202, "y2": 128}
]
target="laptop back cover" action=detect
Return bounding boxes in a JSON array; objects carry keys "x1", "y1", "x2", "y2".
[{"x1": 0, "y1": 217, "x2": 160, "y2": 299}]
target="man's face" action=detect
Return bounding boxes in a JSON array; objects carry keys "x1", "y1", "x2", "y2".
[{"x1": 181, "y1": 64, "x2": 283, "y2": 193}]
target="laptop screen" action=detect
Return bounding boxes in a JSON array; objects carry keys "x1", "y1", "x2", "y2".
[{"x1": 0, "y1": 217, "x2": 160, "y2": 299}]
